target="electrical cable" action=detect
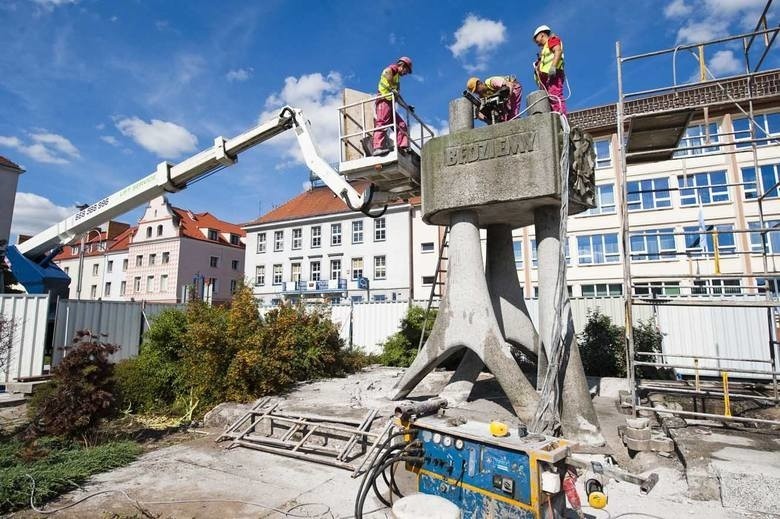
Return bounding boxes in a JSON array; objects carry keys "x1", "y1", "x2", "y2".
[
  {"x1": 353, "y1": 430, "x2": 410, "y2": 519},
  {"x1": 25, "y1": 474, "x2": 335, "y2": 518}
]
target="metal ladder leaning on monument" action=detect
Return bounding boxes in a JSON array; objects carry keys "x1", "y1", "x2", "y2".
[{"x1": 418, "y1": 226, "x2": 450, "y2": 351}]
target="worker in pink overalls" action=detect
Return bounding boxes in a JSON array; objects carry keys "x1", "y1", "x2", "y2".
[
  {"x1": 533, "y1": 25, "x2": 567, "y2": 115},
  {"x1": 372, "y1": 56, "x2": 413, "y2": 156}
]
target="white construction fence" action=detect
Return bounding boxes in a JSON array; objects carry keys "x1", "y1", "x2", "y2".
[{"x1": 0, "y1": 294, "x2": 49, "y2": 384}]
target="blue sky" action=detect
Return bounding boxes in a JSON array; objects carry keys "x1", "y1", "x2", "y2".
[{"x1": 2, "y1": 0, "x2": 776, "y2": 240}]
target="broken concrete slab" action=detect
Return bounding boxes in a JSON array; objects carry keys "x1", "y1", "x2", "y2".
[
  {"x1": 624, "y1": 427, "x2": 652, "y2": 441},
  {"x1": 624, "y1": 437, "x2": 650, "y2": 451},
  {"x1": 626, "y1": 417, "x2": 650, "y2": 430},
  {"x1": 649, "y1": 435, "x2": 674, "y2": 453}
]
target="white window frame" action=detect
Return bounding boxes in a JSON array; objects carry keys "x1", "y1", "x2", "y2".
[
  {"x1": 576, "y1": 233, "x2": 620, "y2": 265},
  {"x1": 584, "y1": 184, "x2": 616, "y2": 216},
  {"x1": 255, "y1": 265, "x2": 265, "y2": 286},
  {"x1": 310, "y1": 261, "x2": 321, "y2": 281},
  {"x1": 292, "y1": 228, "x2": 302, "y2": 250},
  {"x1": 683, "y1": 224, "x2": 736, "y2": 258},
  {"x1": 678, "y1": 171, "x2": 729, "y2": 206},
  {"x1": 351, "y1": 257, "x2": 363, "y2": 280},
  {"x1": 330, "y1": 259, "x2": 341, "y2": 280},
  {"x1": 743, "y1": 163, "x2": 780, "y2": 200},
  {"x1": 331, "y1": 223, "x2": 342, "y2": 246},
  {"x1": 627, "y1": 177, "x2": 672, "y2": 212},
  {"x1": 374, "y1": 255, "x2": 386, "y2": 280},
  {"x1": 352, "y1": 220, "x2": 364, "y2": 244},
  {"x1": 160, "y1": 274, "x2": 169, "y2": 292},
  {"x1": 629, "y1": 228, "x2": 677, "y2": 261},
  {"x1": 311, "y1": 226, "x2": 321, "y2": 248},
  {"x1": 274, "y1": 230, "x2": 284, "y2": 251},
  {"x1": 674, "y1": 122, "x2": 720, "y2": 157},
  {"x1": 374, "y1": 218, "x2": 386, "y2": 241},
  {"x1": 257, "y1": 232, "x2": 267, "y2": 253},
  {"x1": 272, "y1": 264, "x2": 283, "y2": 285},
  {"x1": 581, "y1": 283, "x2": 622, "y2": 298},
  {"x1": 420, "y1": 242, "x2": 435, "y2": 253},
  {"x1": 594, "y1": 139, "x2": 611, "y2": 169},
  {"x1": 209, "y1": 256, "x2": 219, "y2": 268}
]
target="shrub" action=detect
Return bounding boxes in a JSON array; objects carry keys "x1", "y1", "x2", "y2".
[
  {"x1": 577, "y1": 310, "x2": 670, "y2": 380},
  {"x1": 379, "y1": 306, "x2": 436, "y2": 367},
  {"x1": 577, "y1": 309, "x2": 625, "y2": 377},
  {"x1": 28, "y1": 331, "x2": 119, "y2": 439}
]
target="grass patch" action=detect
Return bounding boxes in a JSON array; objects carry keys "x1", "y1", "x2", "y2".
[{"x1": 0, "y1": 435, "x2": 141, "y2": 514}]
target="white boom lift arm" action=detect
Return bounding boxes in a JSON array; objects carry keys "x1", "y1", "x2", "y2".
[{"x1": 17, "y1": 106, "x2": 386, "y2": 260}]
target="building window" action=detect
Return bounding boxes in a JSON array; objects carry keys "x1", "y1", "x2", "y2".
[
  {"x1": 230, "y1": 234, "x2": 240, "y2": 246},
  {"x1": 421, "y1": 242, "x2": 435, "y2": 253},
  {"x1": 584, "y1": 184, "x2": 616, "y2": 216},
  {"x1": 230, "y1": 279, "x2": 237, "y2": 294},
  {"x1": 208, "y1": 277, "x2": 218, "y2": 294},
  {"x1": 162, "y1": 252, "x2": 170, "y2": 264},
  {"x1": 629, "y1": 228, "x2": 676, "y2": 261},
  {"x1": 351, "y1": 295, "x2": 364, "y2": 303},
  {"x1": 422, "y1": 275, "x2": 435, "y2": 285},
  {"x1": 92, "y1": 263, "x2": 99, "y2": 276},
  {"x1": 208, "y1": 229, "x2": 218, "y2": 241},
  {"x1": 133, "y1": 277, "x2": 141, "y2": 292},
  {"x1": 330, "y1": 259, "x2": 341, "y2": 280},
  {"x1": 634, "y1": 281, "x2": 681, "y2": 297},
  {"x1": 90, "y1": 285, "x2": 97, "y2": 299},
  {"x1": 255, "y1": 265, "x2": 265, "y2": 286},
  {"x1": 374, "y1": 218, "x2": 386, "y2": 241},
  {"x1": 513, "y1": 240, "x2": 523, "y2": 269},
  {"x1": 594, "y1": 139, "x2": 611, "y2": 169},
  {"x1": 70, "y1": 245, "x2": 79, "y2": 255},
  {"x1": 733, "y1": 111, "x2": 780, "y2": 148},
  {"x1": 678, "y1": 171, "x2": 729, "y2": 206},
  {"x1": 310, "y1": 261, "x2": 321, "y2": 281},
  {"x1": 135, "y1": 255, "x2": 142, "y2": 267},
  {"x1": 311, "y1": 226, "x2": 321, "y2": 248},
  {"x1": 291, "y1": 262, "x2": 302, "y2": 282},
  {"x1": 63, "y1": 267, "x2": 69, "y2": 275},
  {"x1": 374, "y1": 256, "x2": 386, "y2": 279},
  {"x1": 530, "y1": 238, "x2": 570, "y2": 267},
  {"x1": 209, "y1": 256, "x2": 219, "y2": 268},
  {"x1": 120, "y1": 281, "x2": 126, "y2": 296},
  {"x1": 581, "y1": 283, "x2": 622, "y2": 297},
  {"x1": 257, "y1": 233, "x2": 267, "y2": 253},
  {"x1": 627, "y1": 178, "x2": 672, "y2": 211},
  {"x1": 743, "y1": 163, "x2": 780, "y2": 200},
  {"x1": 149, "y1": 253, "x2": 156, "y2": 265},
  {"x1": 273, "y1": 264, "x2": 283, "y2": 285},
  {"x1": 107, "y1": 260, "x2": 113, "y2": 273},
  {"x1": 231, "y1": 259, "x2": 239, "y2": 271},
  {"x1": 692, "y1": 279, "x2": 741, "y2": 295},
  {"x1": 331, "y1": 223, "x2": 342, "y2": 246},
  {"x1": 352, "y1": 220, "x2": 364, "y2": 244},
  {"x1": 577, "y1": 233, "x2": 620, "y2": 265},
  {"x1": 274, "y1": 230, "x2": 284, "y2": 251},
  {"x1": 292, "y1": 228, "x2": 302, "y2": 250},
  {"x1": 683, "y1": 224, "x2": 736, "y2": 257},
  {"x1": 157, "y1": 224, "x2": 163, "y2": 236},
  {"x1": 748, "y1": 220, "x2": 780, "y2": 253},
  {"x1": 757, "y1": 278, "x2": 780, "y2": 295},
  {"x1": 146, "y1": 275, "x2": 154, "y2": 291},
  {"x1": 160, "y1": 274, "x2": 169, "y2": 292},
  {"x1": 674, "y1": 122, "x2": 720, "y2": 157},
  {"x1": 351, "y1": 258, "x2": 363, "y2": 280},
  {"x1": 122, "y1": 258, "x2": 128, "y2": 271},
  {"x1": 146, "y1": 227, "x2": 152, "y2": 238},
  {"x1": 372, "y1": 294, "x2": 387, "y2": 302}
]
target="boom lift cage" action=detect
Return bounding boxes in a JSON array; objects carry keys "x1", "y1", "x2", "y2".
[
  {"x1": 614, "y1": 0, "x2": 780, "y2": 427},
  {"x1": 338, "y1": 90, "x2": 435, "y2": 199}
]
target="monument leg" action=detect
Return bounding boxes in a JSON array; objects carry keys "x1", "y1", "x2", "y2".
[
  {"x1": 391, "y1": 211, "x2": 539, "y2": 423},
  {"x1": 534, "y1": 206, "x2": 603, "y2": 444}
]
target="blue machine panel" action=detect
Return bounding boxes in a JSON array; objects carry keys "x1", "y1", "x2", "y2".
[{"x1": 417, "y1": 428, "x2": 535, "y2": 518}]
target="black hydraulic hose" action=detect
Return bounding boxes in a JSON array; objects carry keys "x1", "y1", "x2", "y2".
[
  {"x1": 358, "y1": 455, "x2": 423, "y2": 518},
  {"x1": 353, "y1": 430, "x2": 408, "y2": 519},
  {"x1": 377, "y1": 440, "x2": 422, "y2": 503}
]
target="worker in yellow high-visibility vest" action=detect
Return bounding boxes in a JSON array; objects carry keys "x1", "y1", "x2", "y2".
[
  {"x1": 533, "y1": 25, "x2": 567, "y2": 115},
  {"x1": 466, "y1": 76, "x2": 522, "y2": 122},
  {"x1": 372, "y1": 56, "x2": 413, "y2": 156}
]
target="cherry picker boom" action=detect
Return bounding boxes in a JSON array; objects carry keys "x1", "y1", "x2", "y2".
[{"x1": 6, "y1": 104, "x2": 421, "y2": 298}]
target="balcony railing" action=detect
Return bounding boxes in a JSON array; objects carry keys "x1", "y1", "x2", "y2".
[{"x1": 282, "y1": 279, "x2": 348, "y2": 293}]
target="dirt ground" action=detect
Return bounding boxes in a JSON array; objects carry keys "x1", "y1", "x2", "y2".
[{"x1": 5, "y1": 367, "x2": 779, "y2": 518}]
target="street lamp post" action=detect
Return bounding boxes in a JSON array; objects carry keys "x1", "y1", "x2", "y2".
[{"x1": 76, "y1": 228, "x2": 103, "y2": 300}]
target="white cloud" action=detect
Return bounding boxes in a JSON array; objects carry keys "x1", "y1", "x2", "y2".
[
  {"x1": 11, "y1": 192, "x2": 74, "y2": 236},
  {"x1": 226, "y1": 67, "x2": 253, "y2": 82},
  {"x1": 31, "y1": 0, "x2": 77, "y2": 6},
  {"x1": 110, "y1": 15, "x2": 118, "y2": 22},
  {"x1": 155, "y1": 20, "x2": 169, "y2": 31},
  {"x1": 100, "y1": 135, "x2": 119, "y2": 146},
  {"x1": 664, "y1": 0, "x2": 693, "y2": 18},
  {"x1": 116, "y1": 117, "x2": 198, "y2": 159},
  {"x1": 259, "y1": 72, "x2": 343, "y2": 166},
  {"x1": 448, "y1": 14, "x2": 507, "y2": 72},
  {"x1": 0, "y1": 132, "x2": 80, "y2": 164},
  {"x1": 707, "y1": 49, "x2": 742, "y2": 76}
]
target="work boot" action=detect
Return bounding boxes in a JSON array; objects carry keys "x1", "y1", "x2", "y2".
[{"x1": 372, "y1": 147, "x2": 391, "y2": 157}]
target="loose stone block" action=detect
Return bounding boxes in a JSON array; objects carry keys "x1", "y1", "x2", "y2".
[
  {"x1": 624, "y1": 437, "x2": 650, "y2": 451},
  {"x1": 624, "y1": 427, "x2": 652, "y2": 441},
  {"x1": 626, "y1": 417, "x2": 650, "y2": 430},
  {"x1": 650, "y1": 435, "x2": 675, "y2": 453}
]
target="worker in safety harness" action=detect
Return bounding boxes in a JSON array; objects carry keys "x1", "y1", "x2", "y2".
[
  {"x1": 372, "y1": 56, "x2": 413, "y2": 156},
  {"x1": 533, "y1": 25, "x2": 567, "y2": 115},
  {"x1": 465, "y1": 75, "x2": 523, "y2": 122}
]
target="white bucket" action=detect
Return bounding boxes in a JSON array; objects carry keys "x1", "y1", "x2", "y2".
[{"x1": 391, "y1": 493, "x2": 461, "y2": 519}]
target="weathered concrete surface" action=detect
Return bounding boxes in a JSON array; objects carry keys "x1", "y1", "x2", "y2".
[
  {"x1": 421, "y1": 112, "x2": 591, "y2": 227},
  {"x1": 19, "y1": 370, "x2": 771, "y2": 519},
  {"x1": 390, "y1": 212, "x2": 538, "y2": 423},
  {"x1": 671, "y1": 426, "x2": 780, "y2": 514}
]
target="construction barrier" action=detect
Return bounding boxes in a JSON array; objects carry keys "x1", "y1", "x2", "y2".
[{"x1": 0, "y1": 294, "x2": 49, "y2": 384}]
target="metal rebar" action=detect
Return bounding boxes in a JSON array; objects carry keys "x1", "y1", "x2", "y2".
[
  {"x1": 634, "y1": 360, "x2": 780, "y2": 377},
  {"x1": 635, "y1": 405, "x2": 780, "y2": 426},
  {"x1": 635, "y1": 351, "x2": 772, "y2": 364}
]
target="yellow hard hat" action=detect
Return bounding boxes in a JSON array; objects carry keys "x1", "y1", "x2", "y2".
[{"x1": 466, "y1": 77, "x2": 479, "y2": 92}]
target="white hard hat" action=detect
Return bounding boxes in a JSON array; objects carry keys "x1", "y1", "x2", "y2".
[{"x1": 533, "y1": 25, "x2": 552, "y2": 38}]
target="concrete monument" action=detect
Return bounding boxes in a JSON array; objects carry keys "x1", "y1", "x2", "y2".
[{"x1": 390, "y1": 92, "x2": 604, "y2": 444}]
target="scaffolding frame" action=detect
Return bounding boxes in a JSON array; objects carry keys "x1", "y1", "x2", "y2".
[{"x1": 615, "y1": 2, "x2": 780, "y2": 427}]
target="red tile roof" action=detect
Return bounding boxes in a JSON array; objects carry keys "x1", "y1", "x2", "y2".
[
  {"x1": 53, "y1": 223, "x2": 135, "y2": 261},
  {"x1": 0, "y1": 156, "x2": 23, "y2": 172},
  {"x1": 107, "y1": 226, "x2": 136, "y2": 252},
  {"x1": 245, "y1": 182, "x2": 419, "y2": 226},
  {"x1": 171, "y1": 207, "x2": 246, "y2": 248}
]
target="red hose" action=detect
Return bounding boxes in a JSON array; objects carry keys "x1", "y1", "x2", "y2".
[{"x1": 563, "y1": 468, "x2": 582, "y2": 514}]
